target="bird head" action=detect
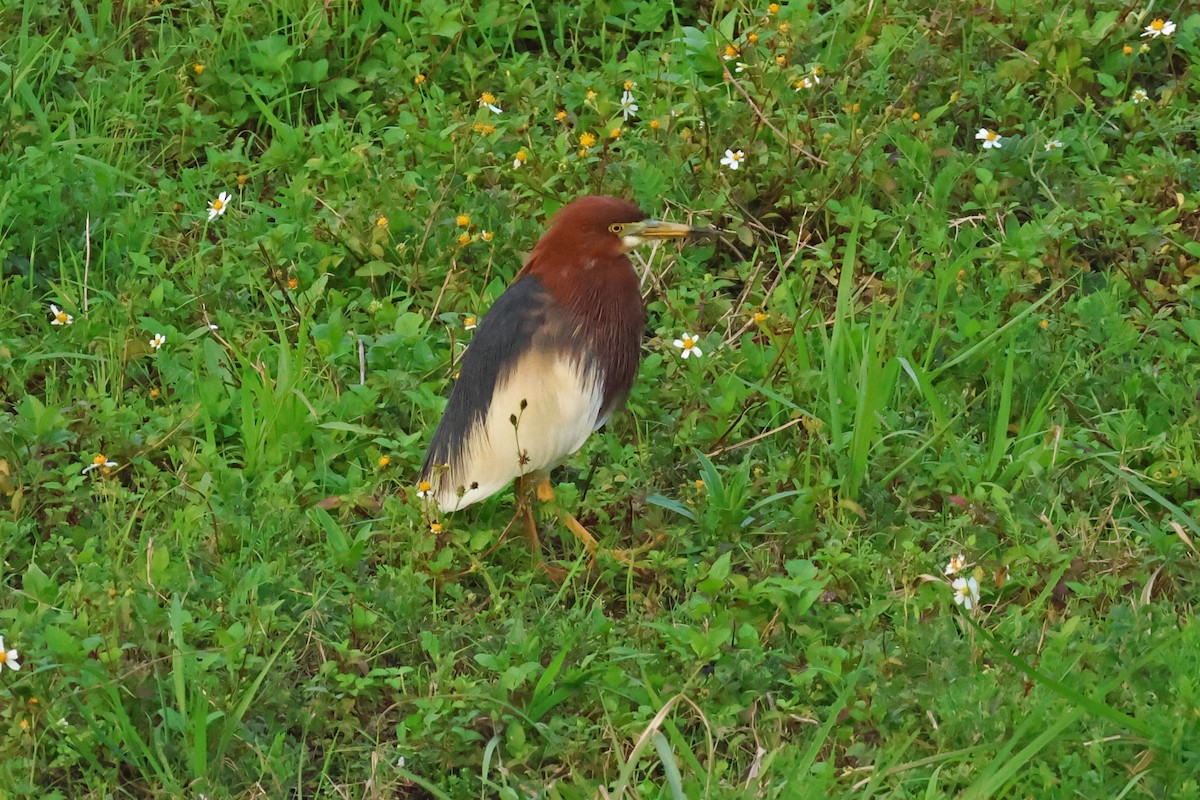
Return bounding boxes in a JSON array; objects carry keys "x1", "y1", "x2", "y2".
[{"x1": 526, "y1": 196, "x2": 711, "y2": 268}]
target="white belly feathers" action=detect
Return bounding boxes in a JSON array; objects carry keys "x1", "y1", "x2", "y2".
[{"x1": 430, "y1": 349, "x2": 605, "y2": 512}]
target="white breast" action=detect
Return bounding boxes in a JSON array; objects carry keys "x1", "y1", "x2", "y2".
[{"x1": 432, "y1": 349, "x2": 605, "y2": 512}]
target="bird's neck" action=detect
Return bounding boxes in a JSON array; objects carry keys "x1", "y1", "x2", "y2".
[{"x1": 530, "y1": 255, "x2": 645, "y2": 410}]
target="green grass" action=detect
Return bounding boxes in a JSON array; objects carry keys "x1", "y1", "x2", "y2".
[{"x1": 2, "y1": 0, "x2": 1199, "y2": 797}]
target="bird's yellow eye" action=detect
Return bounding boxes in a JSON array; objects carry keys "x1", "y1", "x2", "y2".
[{"x1": 608, "y1": 223, "x2": 624, "y2": 234}]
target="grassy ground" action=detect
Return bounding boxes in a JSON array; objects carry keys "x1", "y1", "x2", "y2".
[{"x1": 2, "y1": 0, "x2": 1199, "y2": 797}]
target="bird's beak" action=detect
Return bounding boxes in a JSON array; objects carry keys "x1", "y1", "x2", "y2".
[{"x1": 628, "y1": 219, "x2": 716, "y2": 240}]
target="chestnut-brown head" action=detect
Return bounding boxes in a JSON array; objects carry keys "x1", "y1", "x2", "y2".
[{"x1": 520, "y1": 195, "x2": 701, "y2": 288}]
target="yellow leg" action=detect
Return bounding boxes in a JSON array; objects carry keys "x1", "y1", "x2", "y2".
[
  {"x1": 536, "y1": 478, "x2": 665, "y2": 570},
  {"x1": 516, "y1": 474, "x2": 567, "y2": 582}
]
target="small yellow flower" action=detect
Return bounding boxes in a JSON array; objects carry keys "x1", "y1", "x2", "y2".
[
  {"x1": 694, "y1": 479, "x2": 706, "y2": 491},
  {"x1": 554, "y1": 110, "x2": 568, "y2": 122},
  {"x1": 464, "y1": 315, "x2": 478, "y2": 330},
  {"x1": 472, "y1": 122, "x2": 496, "y2": 135},
  {"x1": 579, "y1": 131, "x2": 597, "y2": 148},
  {"x1": 911, "y1": 111, "x2": 921, "y2": 121},
  {"x1": 586, "y1": 89, "x2": 597, "y2": 101},
  {"x1": 457, "y1": 232, "x2": 471, "y2": 246},
  {"x1": 1122, "y1": 44, "x2": 1133, "y2": 55},
  {"x1": 376, "y1": 215, "x2": 389, "y2": 228},
  {"x1": 723, "y1": 44, "x2": 739, "y2": 60},
  {"x1": 753, "y1": 311, "x2": 768, "y2": 325},
  {"x1": 286, "y1": 277, "x2": 299, "y2": 290},
  {"x1": 513, "y1": 149, "x2": 527, "y2": 168},
  {"x1": 748, "y1": 32, "x2": 759, "y2": 44},
  {"x1": 430, "y1": 522, "x2": 443, "y2": 534},
  {"x1": 479, "y1": 92, "x2": 502, "y2": 113},
  {"x1": 775, "y1": 53, "x2": 788, "y2": 66},
  {"x1": 236, "y1": 173, "x2": 249, "y2": 187},
  {"x1": 149, "y1": 387, "x2": 161, "y2": 399},
  {"x1": 623, "y1": 80, "x2": 636, "y2": 90},
  {"x1": 851, "y1": 102, "x2": 861, "y2": 113},
  {"x1": 378, "y1": 455, "x2": 391, "y2": 467},
  {"x1": 609, "y1": 128, "x2": 621, "y2": 139},
  {"x1": 416, "y1": 480, "x2": 432, "y2": 498},
  {"x1": 1039, "y1": 319, "x2": 1049, "y2": 330},
  {"x1": 768, "y1": 3, "x2": 780, "y2": 13},
  {"x1": 480, "y1": 230, "x2": 493, "y2": 242},
  {"x1": 193, "y1": 63, "x2": 204, "y2": 75},
  {"x1": 456, "y1": 214, "x2": 471, "y2": 227},
  {"x1": 778, "y1": 22, "x2": 790, "y2": 33},
  {"x1": 414, "y1": 73, "x2": 427, "y2": 85},
  {"x1": 649, "y1": 119, "x2": 660, "y2": 130}
]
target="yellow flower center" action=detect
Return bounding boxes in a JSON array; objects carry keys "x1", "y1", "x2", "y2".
[
  {"x1": 465, "y1": 316, "x2": 477, "y2": 326},
  {"x1": 579, "y1": 132, "x2": 597, "y2": 148},
  {"x1": 430, "y1": 523, "x2": 443, "y2": 533},
  {"x1": 457, "y1": 233, "x2": 471, "y2": 245},
  {"x1": 481, "y1": 231, "x2": 493, "y2": 241},
  {"x1": 480, "y1": 92, "x2": 496, "y2": 105},
  {"x1": 193, "y1": 63, "x2": 204, "y2": 74},
  {"x1": 414, "y1": 73, "x2": 426, "y2": 85},
  {"x1": 586, "y1": 89, "x2": 597, "y2": 100},
  {"x1": 212, "y1": 198, "x2": 224, "y2": 211},
  {"x1": 378, "y1": 456, "x2": 391, "y2": 467},
  {"x1": 554, "y1": 110, "x2": 567, "y2": 121},
  {"x1": 93, "y1": 454, "x2": 107, "y2": 466},
  {"x1": 376, "y1": 216, "x2": 388, "y2": 227},
  {"x1": 1123, "y1": 45, "x2": 1133, "y2": 55},
  {"x1": 456, "y1": 214, "x2": 470, "y2": 227},
  {"x1": 610, "y1": 128, "x2": 620, "y2": 138},
  {"x1": 418, "y1": 481, "x2": 431, "y2": 493},
  {"x1": 986, "y1": 131, "x2": 997, "y2": 141},
  {"x1": 55, "y1": 311, "x2": 68, "y2": 323},
  {"x1": 515, "y1": 150, "x2": 527, "y2": 162},
  {"x1": 753, "y1": 312, "x2": 767, "y2": 324},
  {"x1": 1151, "y1": 19, "x2": 1164, "y2": 31},
  {"x1": 623, "y1": 80, "x2": 635, "y2": 90},
  {"x1": 683, "y1": 337, "x2": 695, "y2": 348},
  {"x1": 724, "y1": 45, "x2": 738, "y2": 58}
]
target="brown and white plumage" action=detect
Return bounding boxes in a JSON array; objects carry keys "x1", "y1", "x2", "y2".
[{"x1": 419, "y1": 196, "x2": 699, "y2": 513}]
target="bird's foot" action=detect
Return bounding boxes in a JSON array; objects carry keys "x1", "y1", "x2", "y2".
[{"x1": 559, "y1": 511, "x2": 666, "y2": 573}]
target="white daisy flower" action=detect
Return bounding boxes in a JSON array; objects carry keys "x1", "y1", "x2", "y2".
[
  {"x1": 720, "y1": 149, "x2": 745, "y2": 170},
  {"x1": 1044, "y1": 140, "x2": 1064, "y2": 151},
  {"x1": 975, "y1": 128, "x2": 1002, "y2": 149},
  {"x1": 416, "y1": 480, "x2": 432, "y2": 499},
  {"x1": 619, "y1": 90, "x2": 639, "y2": 121},
  {"x1": 673, "y1": 333, "x2": 703, "y2": 359},
  {"x1": 207, "y1": 191, "x2": 231, "y2": 221},
  {"x1": 479, "y1": 92, "x2": 502, "y2": 114},
  {"x1": 1141, "y1": 18, "x2": 1175, "y2": 38},
  {"x1": 0, "y1": 637, "x2": 19, "y2": 672},
  {"x1": 952, "y1": 576, "x2": 980, "y2": 611},
  {"x1": 945, "y1": 554, "x2": 967, "y2": 576},
  {"x1": 82, "y1": 454, "x2": 118, "y2": 474},
  {"x1": 149, "y1": 333, "x2": 166, "y2": 350},
  {"x1": 1131, "y1": 88, "x2": 1149, "y2": 104},
  {"x1": 50, "y1": 304, "x2": 73, "y2": 326}
]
